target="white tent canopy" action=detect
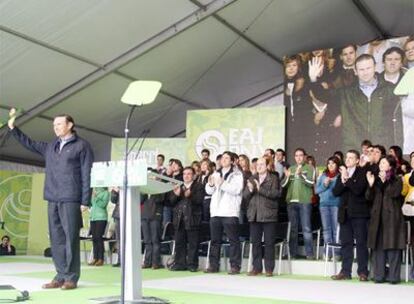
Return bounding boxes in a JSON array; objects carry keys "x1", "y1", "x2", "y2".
[{"x1": 0, "y1": 0, "x2": 413, "y2": 166}]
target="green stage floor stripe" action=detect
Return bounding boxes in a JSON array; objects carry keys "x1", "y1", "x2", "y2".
[{"x1": 13, "y1": 286, "x2": 322, "y2": 304}]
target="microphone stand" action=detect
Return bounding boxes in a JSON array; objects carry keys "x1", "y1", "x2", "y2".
[{"x1": 120, "y1": 105, "x2": 137, "y2": 304}]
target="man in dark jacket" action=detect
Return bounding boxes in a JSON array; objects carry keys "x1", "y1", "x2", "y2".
[
  {"x1": 168, "y1": 167, "x2": 204, "y2": 272},
  {"x1": 8, "y1": 109, "x2": 93, "y2": 290},
  {"x1": 332, "y1": 150, "x2": 369, "y2": 281},
  {"x1": 340, "y1": 54, "x2": 403, "y2": 152},
  {"x1": 141, "y1": 192, "x2": 165, "y2": 269}
]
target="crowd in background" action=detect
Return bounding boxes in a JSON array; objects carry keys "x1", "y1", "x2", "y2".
[
  {"x1": 86, "y1": 140, "x2": 414, "y2": 284},
  {"x1": 284, "y1": 36, "x2": 414, "y2": 162}
]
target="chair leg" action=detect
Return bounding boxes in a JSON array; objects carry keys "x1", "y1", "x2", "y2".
[
  {"x1": 316, "y1": 230, "x2": 320, "y2": 260},
  {"x1": 324, "y1": 245, "x2": 329, "y2": 277},
  {"x1": 205, "y1": 241, "x2": 211, "y2": 270},
  {"x1": 286, "y1": 242, "x2": 292, "y2": 274},
  {"x1": 241, "y1": 241, "x2": 246, "y2": 272},
  {"x1": 277, "y1": 244, "x2": 282, "y2": 276},
  {"x1": 88, "y1": 246, "x2": 94, "y2": 264},
  {"x1": 82, "y1": 241, "x2": 87, "y2": 264},
  {"x1": 247, "y1": 243, "x2": 253, "y2": 273}
]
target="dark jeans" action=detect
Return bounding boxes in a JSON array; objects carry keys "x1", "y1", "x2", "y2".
[
  {"x1": 163, "y1": 206, "x2": 173, "y2": 226},
  {"x1": 250, "y1": 222, "x2": 276, "y2": 272},
  {"x1": 340, "y1": 217, "x2": 369, "y2": 276},
  {"x1": 202, "y1": 198, "x2": 211, "y2": 222},
  {"x1": 141, "y1": 218, "x2": 162, "y2": 267},
  {"x1": 48, "y1": 202, "x2": 82, "y2": 283},
  {"x1": 90, "y1": 220, "x2": 107, "y2": 260},
  {"x1": 174, "y1": 221, "x2": 200, "y2": 269},
  {"x1": 209, "y1": 216, "x2": 241, "y2": 271},
  {"x1": 287, "y1": 202, "x2": 313, "y2": 257}
]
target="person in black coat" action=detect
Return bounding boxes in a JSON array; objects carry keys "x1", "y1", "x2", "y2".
[
  {"x1": 332, "y1": 150, "x2": 370, "y2": 281},
  {"x1": 196, "y1": 159, "x2": 213, "y2": 222},
  {"x1": 8, "y1": 109, "x2": 93, "y2": 290},
  {"x1": 167, "y1": 167, "x2": 204, "y2": 272},
  {"x1": 366, "y1": 155, "x2": 405, "y2": 284},
  {"x1": 243, "y1": 157, "x2": 281, "y2": 276},
  {"x1": 141, "y1": 191, "x2": 165, "y2": 269}
]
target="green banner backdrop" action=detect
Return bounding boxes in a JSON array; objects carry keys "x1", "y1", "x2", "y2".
[
  {"x1": 111, "y1": 138, "x2": 187, "y2": 166},
  {"x1": 186, "y1": 106, "x2": 285, "y2": 161},
  {"x1": 0, "y1": 171, "x2": 33, "y2": 253}
]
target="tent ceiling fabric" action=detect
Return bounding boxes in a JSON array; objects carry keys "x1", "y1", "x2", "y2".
[
  {"x1": 0, "y1": 0, "x2": 197, "y2": 64},
  {"x1": 0, "y1": 31, "x2": 95, "y2": 109},
  {"x1": 0, "y1": 0, "x2": 412, "y2": 165}
]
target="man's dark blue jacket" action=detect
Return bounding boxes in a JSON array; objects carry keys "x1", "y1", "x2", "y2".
[{"x1": 11, "y1": 127, "x2": 94, "y2": 205}]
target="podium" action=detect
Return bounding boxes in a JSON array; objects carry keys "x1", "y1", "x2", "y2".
[{"x1": 90, "y1": 161, "x2": 181, "y2": 303}]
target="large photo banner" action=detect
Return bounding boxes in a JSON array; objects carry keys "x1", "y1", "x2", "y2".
[
  {"x1": 284, "y1": 35, "x2": 414, "y2": 163},
  {"x1": 111, "y1": 138, "x2": 187, "y2": 167},
  {"x1": 186, "y1": 106, "x2": 285, "y2": 161}
]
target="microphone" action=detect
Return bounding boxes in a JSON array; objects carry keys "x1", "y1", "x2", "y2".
[
  {"x1": 127, "y1": 129, "x2": 147, "y2": 156},
  {"x1": 134, "y1": 129, "x2": 150, "y2": 160}
]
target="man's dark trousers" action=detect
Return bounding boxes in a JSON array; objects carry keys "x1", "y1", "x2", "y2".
[
  {"x1": 340, "y1": 217, "x2": 369, "y2": 276},
  {"x1": 209, "y1": 216, "x2": 241, "y2": 271},
  {"x1": 48, "y1": 202, "x2": 82, "y2": 283}
]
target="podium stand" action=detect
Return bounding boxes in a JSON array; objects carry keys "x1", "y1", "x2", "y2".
[{"x1": 90, "y1": 161, "x2": 181, "y2": 303}]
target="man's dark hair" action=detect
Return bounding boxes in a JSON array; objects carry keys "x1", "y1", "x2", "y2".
[
  {"x1": 201, "y1": 149, "x2": 210, "y2": 156},
  {"x1": 157, "y1": 154, "x2": 165, "y2": 161},
  {"x1": 361, "y1": 139, "x2": 372, "y2": 147},
  {"x1": 355, "y1": 54, "x2": 376, "y2": 66},
  {"x1": 183, "y1": 166, "x2": 195, "y2": 175},
  {"x1": 1, "y1": 235, "x2": 10, "y2": 241},
  {"x1": 222, "y1": 151, "x2": 235, "y2": 162},
  {"x1": 216, "y1": 154, "x2": 222, "y2": 161},
  {"x1": 340, "y1": 44, "x2": 357, "y2": 53},
  {"x1": 373, "y1": 144, "x2": 386, "y2": 156},
  {"x1": 294, "y1": 147, "x2": 306, "y2": 155},
  {"x1": 347, "y1": 149, "x2": 360, "y2": 159},
  {"x1": 55, "y1": 114, "x2": 75, "y2": 131},
  {"x1": 251, "y1": 157, "x2": 258, "y2": 163},
  {"x1": 382, "y1": 47, "x2": 405, "y2": 63},
  {"x1": 276, "y1": 148, "x2": 286, "y2": 157}
]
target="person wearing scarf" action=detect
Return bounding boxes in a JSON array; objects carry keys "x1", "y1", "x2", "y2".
[
  {"x1": 315, "y1": 156, "x2": 341, "y2": 259},
  {"x1": 366, "y1": 155, "x2": 405, "y2": 284}
]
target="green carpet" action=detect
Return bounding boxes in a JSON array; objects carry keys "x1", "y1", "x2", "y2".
[{"x1": 0, "y1": 258, "x2": 323, "y2": 304}]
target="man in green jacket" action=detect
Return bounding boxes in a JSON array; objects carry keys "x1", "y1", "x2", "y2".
[
  {"x1": 340, "y1": 54, "x2": 403, "y2": 152},
  {"x1": 282, "y1": 148, "x2": 315, "y2": 259}
]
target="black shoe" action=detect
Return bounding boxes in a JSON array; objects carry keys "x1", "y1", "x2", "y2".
[
  {"x1": 170, "y1": 265, "x2": 187, "y2": 271},
  {"x1": 204, "y1": 268, "x2": 219, "y2": 273},
  {"x1": 141, "y1": 264, "x2": 152, "y2": 269},
  {"x1": 188, "y1": 267, "x2": 198, "y2": 272},
  {"x1": 152, "y1": 264, "x2": 164, "y2": 270},
  {"x1": 228, "y1": 267, "x2": 240, "y2": 275},
  {"x1": 112, "y1": 263, "x2": 120, "y2": 268},
  {"x1": 374, "y1": 279, "x2": 385, "y2": 284}
]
